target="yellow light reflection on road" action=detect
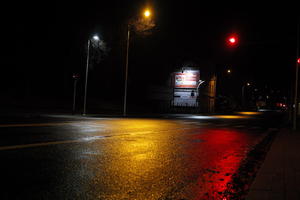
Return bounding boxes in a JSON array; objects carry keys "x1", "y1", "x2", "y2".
[
  {"x1": 214, "y1": 115, "x2": 249, "y2": 119},
  {"x1": 92, "y1": 118, "x2": 188, "y2": 134},
  {"x1": 62, "y1": 118, "x2": 261, "y2": 199},
  {"x1": 87, "y1": 119, "x2": 189, "y2": 200},
  {"x1": 236, "y1": 112, "x2": 262, "y2": 115}
]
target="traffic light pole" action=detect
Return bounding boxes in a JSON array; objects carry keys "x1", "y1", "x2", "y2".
[{"x1": 293, "y1": 23, "x2": 299, "y2": 130}]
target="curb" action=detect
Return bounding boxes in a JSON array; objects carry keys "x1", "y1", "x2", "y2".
[{"x1": 221, "y1": 128, "x2": 279, "y2": 199}]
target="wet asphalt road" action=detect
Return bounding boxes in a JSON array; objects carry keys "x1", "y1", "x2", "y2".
[{"x1": 0, "y1": 112, "x2": 284, "y2": 199}]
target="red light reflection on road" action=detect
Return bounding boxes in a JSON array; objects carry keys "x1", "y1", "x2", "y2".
[{"x1": 185, "y1": 129, "x2": 258, "y2": 199}]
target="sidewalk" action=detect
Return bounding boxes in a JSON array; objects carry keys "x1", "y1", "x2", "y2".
[{"x1": 246, "y1": 128, "x2": 300, "y2": 200}]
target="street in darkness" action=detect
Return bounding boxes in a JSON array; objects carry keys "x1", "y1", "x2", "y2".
[
  {"x1": 3, "y1": 1, "x2": 299, "y2": 199},
  {"x1": 0, "y1": 112, "x2": 283, "y2": 199}
]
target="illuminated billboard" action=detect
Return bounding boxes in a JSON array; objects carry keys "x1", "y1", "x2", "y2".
[
  {"x1": 174, "y1": 70, "x2": 200, "y2": 88},
  {"x1": 173, "y1": 69, "x2": 200, "y2": 107}
]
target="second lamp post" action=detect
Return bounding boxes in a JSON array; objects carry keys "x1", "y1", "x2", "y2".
[{"x1": 83, "y1": 35, "x2": 100, "y2": 115}]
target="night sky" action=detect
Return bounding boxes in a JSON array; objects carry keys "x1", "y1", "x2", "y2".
[{"x1": 4, "y1": 1, "x2": 299, "y2": 110}]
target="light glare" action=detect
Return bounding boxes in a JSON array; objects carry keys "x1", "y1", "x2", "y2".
[
  {"x1": 236, "y1": 112, "x2": 261, "y2": 115},
  {"x1": 229, "y1": 37, "x2": 236, "y2": 43},
  {"x1": 144, "y1": 10, "x2": 151, "y2": 17},
  {"x1": 93, "y1": 35, "x2": 99, "y2": 41}
]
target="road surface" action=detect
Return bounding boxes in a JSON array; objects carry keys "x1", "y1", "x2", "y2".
[{"x1": 0, "y1": 112, "x2": 283, "y2": 199}]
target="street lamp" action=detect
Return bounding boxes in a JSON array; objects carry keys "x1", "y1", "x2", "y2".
[
  {"x1": 93, "y1": 35, "x2": 99, "y2": 41},
  {"x1": 83, "y1": 34, "x2": 100, "y2": 115},
  {"x1": 144, "y1": 9, "x2": 151, "y2": 18},
  {"x1": 123, "y1": 9, "x2": 153, "y2": 117}
]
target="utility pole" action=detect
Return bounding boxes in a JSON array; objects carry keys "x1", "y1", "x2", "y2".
[
  {"x1": 72, "y1": 73, "x2": 80, "y2": 115},
  {"x1": 293, "y1": 23, "x2": 299, "y2": 130}
]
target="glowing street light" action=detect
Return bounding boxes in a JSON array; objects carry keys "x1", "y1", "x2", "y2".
[
  {"x1": 227, "y1": 69, "x2": 231, "y2": 74},
  {"x1": 83, "y1": 34, "x2": 100, "y2": 115},
  {"x1": 93, "y1": 35, "x2": 99, "y2": 41},
  {"x1": 144, "y1": 9, "x2": 151, "y2": 18}
]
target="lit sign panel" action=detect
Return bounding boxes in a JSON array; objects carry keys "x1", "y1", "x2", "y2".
[{"x1": 174, "y1": 70, "x2": 200, "y2": 88}]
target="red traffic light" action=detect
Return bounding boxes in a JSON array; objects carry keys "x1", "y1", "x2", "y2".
[
  {"x1": 298, "y1": 58, "x2": 300, "y2": 64},
  {"x1": 227, "y1": 35, "x2": 238, "y2": 46},
  {"x1": 229, "y1": 37, "x2": 236, "y2": 44}
]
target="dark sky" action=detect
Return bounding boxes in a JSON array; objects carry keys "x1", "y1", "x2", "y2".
[{"x1": 5, "y1": 1, "x2": 300, "y2": 104}]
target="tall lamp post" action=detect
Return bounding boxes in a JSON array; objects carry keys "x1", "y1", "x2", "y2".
[
  {"x1": 123, "y1": 9, "x2": 152, "y2": 116},
  {"x1": 123, "y1": 24, "x2": 130, "y2": 117},
  {"x1": 83, "y1": 35, "x2": 99, "y2": 115}
]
